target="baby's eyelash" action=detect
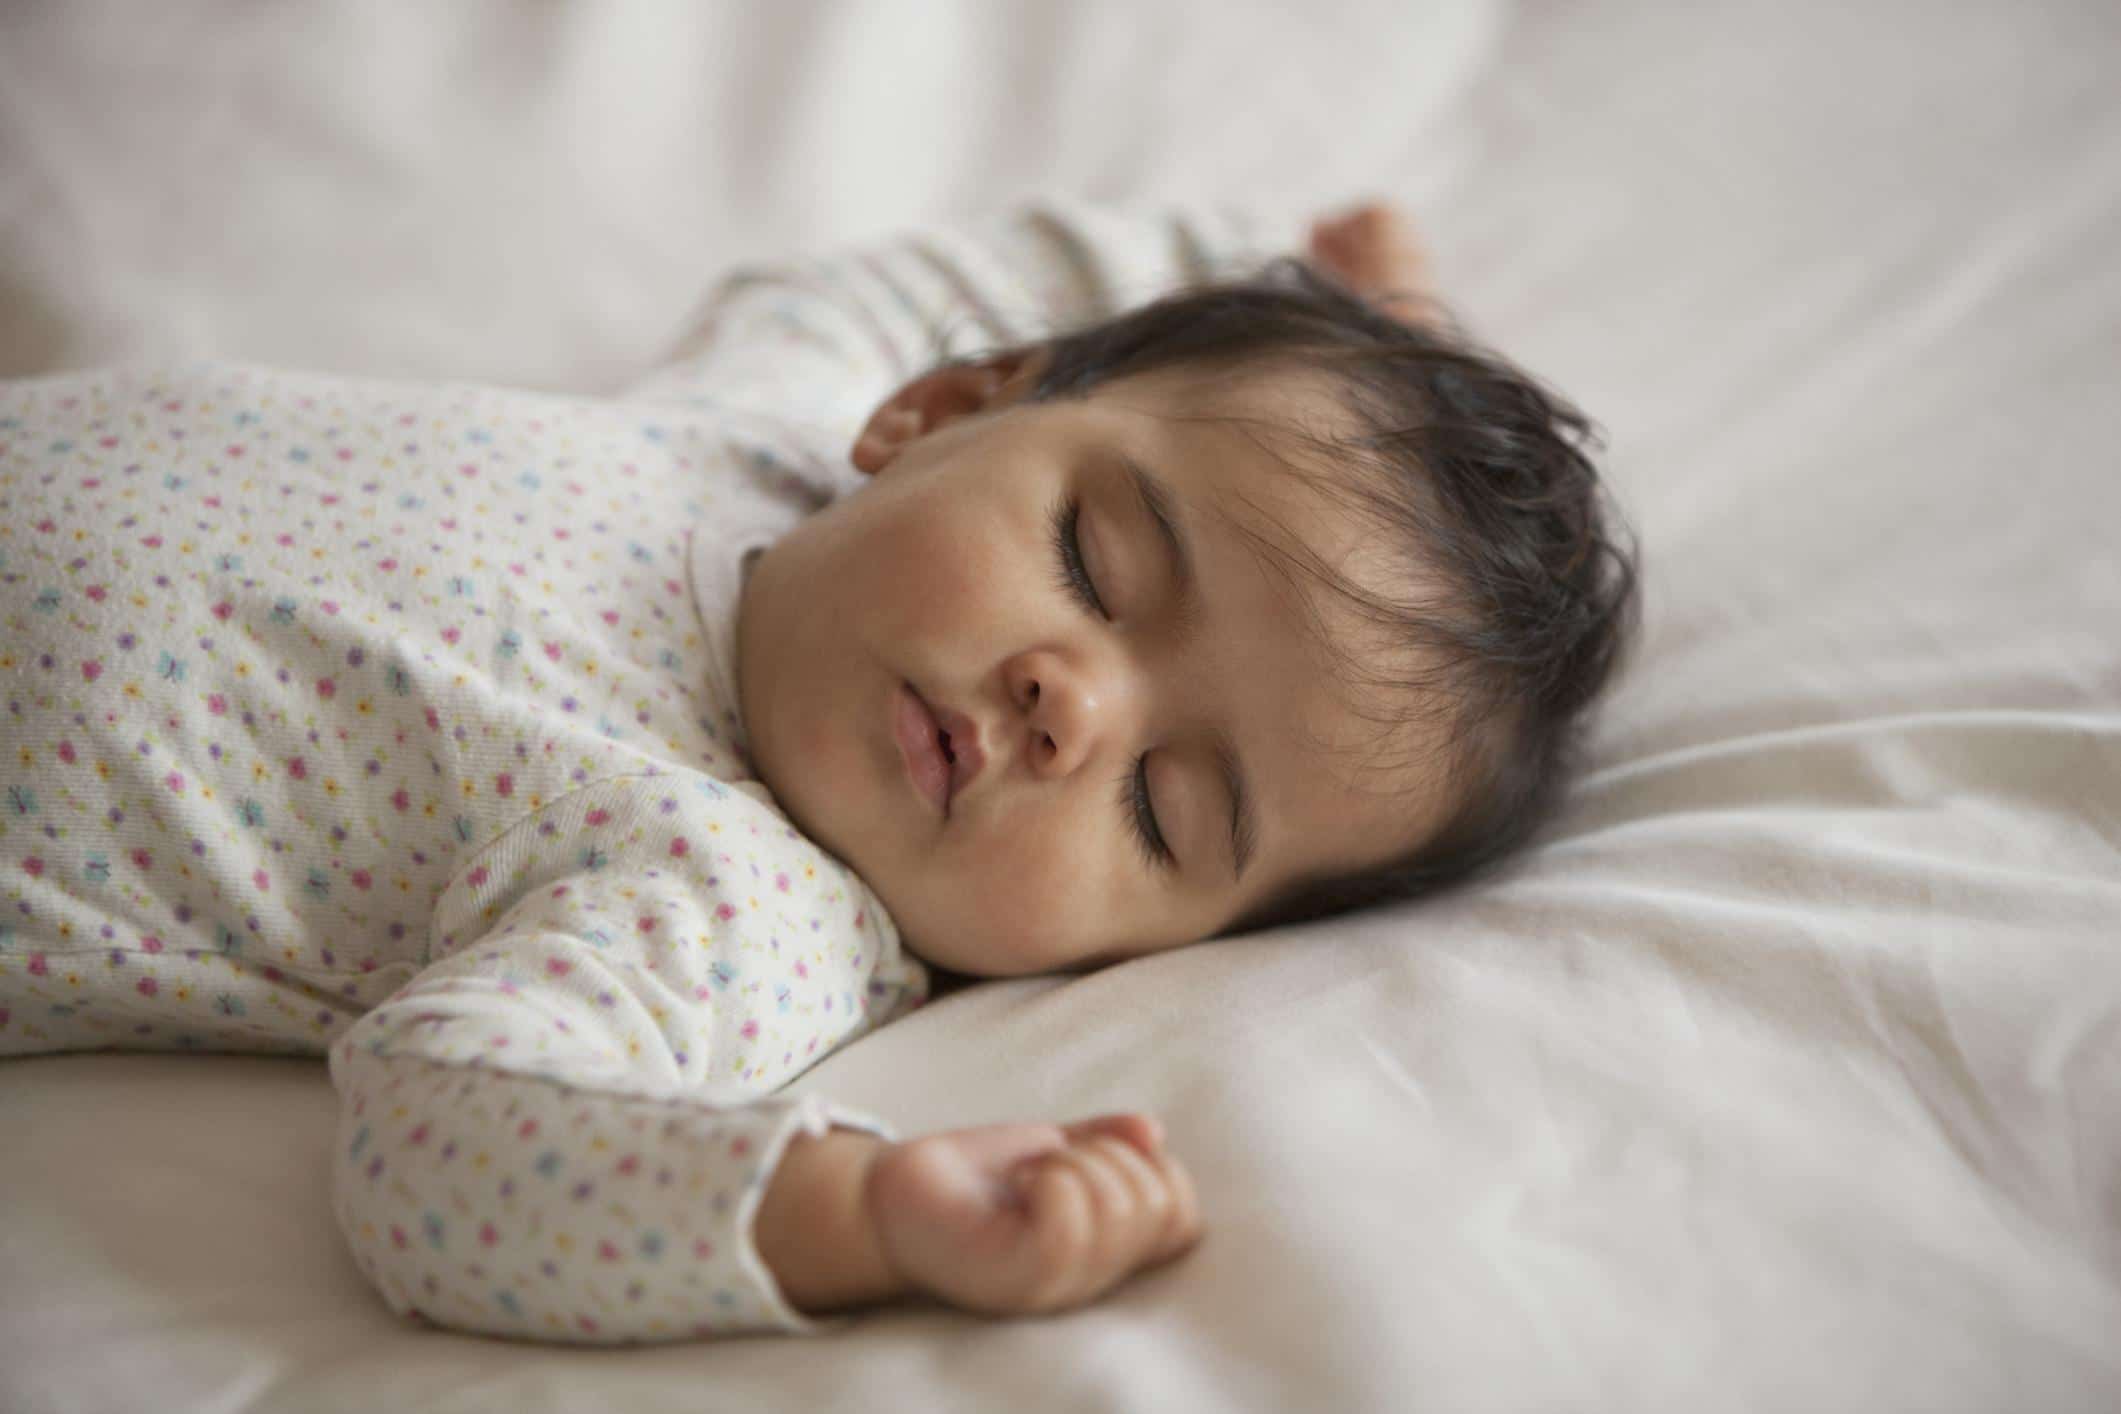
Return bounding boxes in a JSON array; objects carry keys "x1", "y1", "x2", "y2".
[
  {"x1": 1116, "y1": 755, "x2": 1176, "y2": 872},
  {"x1": 1048, "y1": 494, "x2": 1170, "y2": 872},
  {"x1": 1046, "y1": 494, "x2": 1107, "y2": 619}
]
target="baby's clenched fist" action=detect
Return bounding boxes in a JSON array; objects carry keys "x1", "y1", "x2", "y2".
[{"x1": 864, "y1": 1112, "x2": 1203, "y2": 1317}]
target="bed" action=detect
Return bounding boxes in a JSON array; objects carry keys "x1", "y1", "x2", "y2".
[{"x1": 2, "y1": 2, "x2": 2117, "y2": 1410}]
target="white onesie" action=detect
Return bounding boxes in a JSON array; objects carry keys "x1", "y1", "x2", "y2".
[{"x1": 0, "y1": 201, "x2": 1287, "y2": 1344}]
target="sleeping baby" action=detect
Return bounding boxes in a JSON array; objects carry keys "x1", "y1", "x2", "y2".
[{"x1": 0, "y1": 201, "x2": 1638, "y2": 1342}]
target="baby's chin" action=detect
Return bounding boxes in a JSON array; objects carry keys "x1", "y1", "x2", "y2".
[{"x1": 887, "y1": 906, "x2": 1047, "y2": 981}]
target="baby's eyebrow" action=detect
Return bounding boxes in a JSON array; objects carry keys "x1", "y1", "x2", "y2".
[{"x1": 1113, "y1": 448, "x2": 1257, "y2": 882}]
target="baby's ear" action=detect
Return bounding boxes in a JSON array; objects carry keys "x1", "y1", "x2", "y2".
[{"x1": 849, "y1": 347, "x2": 1047, "y2": 476}]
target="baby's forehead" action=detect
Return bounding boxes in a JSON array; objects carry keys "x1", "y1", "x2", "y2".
[{"x1": 1116, "y1": 356, "x2": 1365, "y2": 442}]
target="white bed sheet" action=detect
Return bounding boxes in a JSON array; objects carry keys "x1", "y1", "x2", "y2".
[{"x1": 2, "y1": 2, "x2": 2117, "y2": 1411}]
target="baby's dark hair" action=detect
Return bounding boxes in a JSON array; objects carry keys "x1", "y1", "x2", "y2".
[{"x1": 973, "y1": 258, "x2": 1641, "y2": 935}]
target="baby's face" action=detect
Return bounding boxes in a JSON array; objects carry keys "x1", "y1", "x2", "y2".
[{"x1": 736, "y1": 357, "x2": 1450, "y2": 977}]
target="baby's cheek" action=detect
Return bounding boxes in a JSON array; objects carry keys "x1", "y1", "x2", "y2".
[
  {"x1": 867, "y1": 499, "x2": 1018, "y2": 634},
  {"x1": 951, "y1": 820, "x2": 1113, "y2": 969}
]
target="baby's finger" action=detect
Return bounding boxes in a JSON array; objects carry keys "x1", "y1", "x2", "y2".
[
  {"x1": 1016, "y1": 1158, "x2": 1098, "y2": 1309},
  {"x1": 1062, "y1": 1112, "x2": 1162, "y2": 1160},
  {"x1": 1082, "y1": 1135, "x2": 1178, "y2": 1261},
  {"x1": 1144, "y1": 1147, "x2": 1203, "y2": 1263},
  {"x1": 1049, "y1": 1141, "x2": 1140, "y2": 1283}
]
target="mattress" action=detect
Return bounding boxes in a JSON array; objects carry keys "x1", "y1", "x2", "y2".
[{"x1": 2, "y1": 1, "x2": 2117, "y2": 1410}]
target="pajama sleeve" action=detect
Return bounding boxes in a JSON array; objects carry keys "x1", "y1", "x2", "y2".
[
  {"x1": 619, "y1": 199, "x2": 1304, "y2": 503},
  {"x1": 326, "y1": 774, "x2": 928, "y2": 1346}
]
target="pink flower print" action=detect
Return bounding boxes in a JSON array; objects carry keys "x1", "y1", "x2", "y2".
[
  {"x1": 377, "y1": 556, "x2": 398, "y2": 572},
  {"x1": 669, "y1": 837, "x2": 689, "y2": 858},
  {"x1": 616, "y1": 1153, "x2": 640, "y2": 1177},
  {"x1": 466, "y1": 865, "x2": 490, "y2": 888},
  {"x1": 27, "y1": 954, "x2": 48, "y2": 977},
  {"x1": 21, "y1": 856, "x2": 43, "y2": 878},
  {"x1": 390, "y1": 1225, "x2": 409, "y2": 1250},
  {"x1": 316, "y1": 677, "x2": 336, "y2": 699},
  {"x1": 131, "y1": 848, "x2": 152, "y2": 871},
  {"x1": 391, "y1": 788, "x2": 410, "y2": 812},
  {"x1": 636, "y1": 915, "x2": 656, "y2": 934},
  {"x1": 739, "y1": 1019, "x2": 759, "y2": 1041},
  {"x1": 206, "y1": 694, "x2": 227, "y2": 715},
  {"x1": 545, "y1": 959, "x2": 571, "y2": 978},
  {"x1": 165, "y1": 772, "x2": 185, "y2": 794},
  {"x1": 85, "y1": 585, "x2": 107, "y2": 602},
  {"x1": 212, "y1": 601, "x2": 233, "y2": 620},
  {"x1": 253, "y1": 869, "x2": 271, "y2": 892},
  {"x1": 584, "y1": 809, "x2": 610, "y2": 827},
  {"x1": 776, "y1": 872, "x2": 791, "y2": 893},
  {"x1": 56, "y1": 741, "x2": 76, "y2": 764},
  {"x1": 142, "y1": 935, "x2": 164, "y2": 954},
  {"x1": 479, "y1": 1222, "x2": 499, "y2": 1247},
  {"x1": 516, "y1": 1119, "x2": 538, "y2": 1139},
  {"x1": 715, "y1": 903, "x2": 735, "y2": 922},
  {"x1": 600, "y1": 609, "x2": 619, "y2": 626},
  {"x1": 350, "y1": 869, "x2": 373, "y2": 891},
  {"x1": 692, "y1": 1239, "x2": 715, "y2": 1261},
  {"x1": 424, "y1": 707, "x2": 441, "y2": 731},
  {"x1": 408, "y1": 1123, "x2": 429, "y2": 1145},
  {"x1": 140, "y1": 534, "x2": 163, "y2": 548},
  {"x1": 596, "y1": 1240, "x2": 620, "y2": 1262},
  {"x1": 542, "y1": 642, "x2": 562, "y2": 662},
  {"x1": 287, "y1": 756, "x2": 307, "y2": 780},
  {"x1": 440, "y1": 626, "x2": 460, "y2": 646},
  {"x1": 80, "y1": 660, "x2": 102, "y2": 682},
  {"x1": 494, "y1": 772, "x2": 513, "y2": 798},
  {"x1": 136, "y1": 976, "x2": 158, "y2": 998}
]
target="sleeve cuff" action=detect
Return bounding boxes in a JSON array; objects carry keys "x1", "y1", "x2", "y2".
[{"x1": 733, "y1": 1093, "x2": 900, "y2": 1336}]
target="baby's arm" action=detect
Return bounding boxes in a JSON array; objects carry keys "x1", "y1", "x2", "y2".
[
  {"x1": 327, "y1": 777, "x2": 927, "y2": 1344},
  {"x1": 619, "y1": 200, "x2": 1301, "y2": 498},
  {"x1": 1303, "y1": 201, "x2": 1436, "y2": 324},
  {"x1": 328, "y1": 774, "x2": 1196, "y2": 1341}
]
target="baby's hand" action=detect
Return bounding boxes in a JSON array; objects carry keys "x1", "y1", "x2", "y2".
[
  {"x1": 865, "y1": 1112, "x2": 1202, "y2": 1317},
  {"x1": 1305, "y1": 200, "x2": 1434, "y2": 322}
]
